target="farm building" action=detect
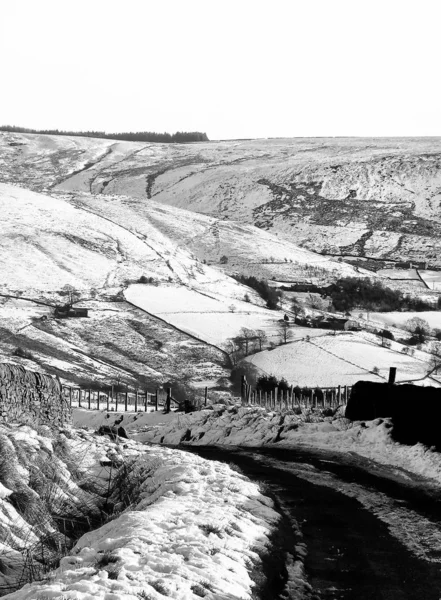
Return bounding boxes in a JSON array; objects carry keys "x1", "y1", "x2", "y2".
[{"x1": 54, "y1": 305, "x2": 89, "y2": 318}]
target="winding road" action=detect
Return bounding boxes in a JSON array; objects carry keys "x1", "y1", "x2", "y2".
[{"x1": 182, "y1": 445, "x2": 441, "y2": 600}]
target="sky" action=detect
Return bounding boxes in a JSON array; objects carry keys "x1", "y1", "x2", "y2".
[{"x1": 0, "y1": 0, "x2": 440, "y2": 140}]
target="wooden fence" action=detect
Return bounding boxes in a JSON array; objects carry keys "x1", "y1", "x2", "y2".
[
  {"x1": 62, "y1": 386, "x2": 210, "y2": 412},
  {"x1": 63, "y1": 380, "x2": 352, "y2": 413},
  {"x1": 241, "y1": 376, "x2": 351, "y2": 410}
]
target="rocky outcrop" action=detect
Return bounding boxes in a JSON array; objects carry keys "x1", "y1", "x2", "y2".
[{"x1": 0, "y1": 364, "x2": 71, "y2": 427}]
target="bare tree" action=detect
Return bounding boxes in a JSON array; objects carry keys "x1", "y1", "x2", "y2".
[
  {"x1": 429, "y1": 342, "x2": 441, "y2": 374},
  {"x1": 405, "y1": 317, "x2": 431, "y2": 344},
  {"x1": 291, "y1": 298, "x2": 304, "y2": 319},
  {"x1": 60, "y1": 284, "x2": 80, "y2": 307},
  {"x1": 255, "y1": 329, "x2": 267, "y2": 351},
  {"x1": 277, "y1": 320, "x2": 292, "y2": 344},
  {"x1": 231, "y1": 327, "x2": 256, "y2": 357}
]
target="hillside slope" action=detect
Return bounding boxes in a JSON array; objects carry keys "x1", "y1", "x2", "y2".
[
  {"x1": 0, "y1": 182, "x2": 363, "y2": 388},
  {"x1": 2, "y1": 132, "x2": 441, "y2": 266}
]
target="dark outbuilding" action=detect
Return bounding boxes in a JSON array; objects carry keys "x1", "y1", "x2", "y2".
[{"x1": 346, "y1": 380, "x2": 441, "y2": 449}]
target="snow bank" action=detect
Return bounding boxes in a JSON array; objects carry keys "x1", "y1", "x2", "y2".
[
  {"x1": 85, "y1": 406, "x2": 441, "y2": 488},
  {"x1": 4, "y1": 428, "x2": 279, "y2": 600}
]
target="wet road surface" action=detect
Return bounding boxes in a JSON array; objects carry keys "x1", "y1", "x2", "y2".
[{"x1": 180, "y1": 445, "x2": 441, "y2": 600}]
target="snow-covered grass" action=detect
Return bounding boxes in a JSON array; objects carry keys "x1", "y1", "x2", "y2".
[
  {"x1": 2, "y1": 421, "x2": 279, "y2": 600},
  {"x1": 376, "y1": 268, "x2": 420, "y2": 280},
  {"x1": 242, "y1": 331, "x2": 440, "y2": 387},
  {"x1": 419, "y1": 270, "x2": 441, "y2": 291},
  {"x1": 125, "y1": 284, "x2": 285, "y2": 348}
]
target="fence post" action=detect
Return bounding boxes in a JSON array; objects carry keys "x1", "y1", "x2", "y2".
[
  {"x1": 388, "y1": 367, "x2": 397, "y2": 385},
  {"x1": 88, "y1": 390, "x2": 91, "y2": 410},
  {"x1": 204, "y1": 387, "x2": 208, "y2": 407},
  {"x1": 115, "y1": 392, "x2": 118, "y2": 412},
  {"x1": 343, "y1": 385, "x2": 347, "y2": 405},
  {"x1": 97, "y1": 391, "x2": 100, "y2": 411},
  {"x1": 78, "y1": 389, "x2": 82, "y2": 408},
  {"x1": 107, "y1": 390, "x2": 110, "y2": 412},
  {"x1": 155, "y1": 389, "x2": 159, "y2": 411},
  {"x1": 274, "y1": 387, "x2": 278, "y2": 410},
  {"x1": 124, "y1": 391, "x2": 128, "y2": 412},
  {"x1": 135, "y1": 389, "x2": 138, "y2": 412},
  {"x1": 311, "y1": 390, "x2": 315, "y2": 409},
  {"x1": 69, "y1": 387, "x2": 72, "y2": 408},
  {"x1": 145, "y1": 390, "x2": 148, "y2": 412},
  {"x1": 337, "y1": 385, "x2": 341, "y2": 406},
  {"x1": 241, "y1": 375, "x2": 247, "y2": 401}
]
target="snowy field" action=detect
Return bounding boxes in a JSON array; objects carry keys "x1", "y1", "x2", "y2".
[
  {"x1": 377, "y1": 268, "x2": 421, "y2": 280},
  {"x1": 125, "y1": 284, "x2": 285, "y2": 348},
  {"x1": 418, "y1": 270, "x2": 441, "y2": 291},
  {"x1": 243, "y1": 332, "x2": 440, "y2": 387}
]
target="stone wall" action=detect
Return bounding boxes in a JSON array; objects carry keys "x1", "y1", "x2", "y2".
[{"x1": 0, "y1": 363, "x2": 71, "y2": 427}]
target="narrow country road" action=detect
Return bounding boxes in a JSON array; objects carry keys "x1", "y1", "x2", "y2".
[{"x1": 181, "y1": 445, "x2": 441, "y2": 600}]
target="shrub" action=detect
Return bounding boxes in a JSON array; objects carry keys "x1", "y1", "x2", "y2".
[
  {"x1": 232, "y1": 274, "x2": 281, "y2": 309},
  {"x1": 381, "y1": 329, "x2": 394, "y2": 340},
  {"x1": 314, "y1": 386, "x2": 324, "y2": 402},
  {"x1": 256, "y1": 375, "x2": 280, "y2": 393},
  {"x1": 96, "y1": 551, "x2": 119, "y2": 569},
  {"x1": 13, "y1": 346, "x2": 35, "y2": 360},
  {"x1": 138, "y1": 275, "x2": 154, "y2": 284},
  {"x1": 191, "y1": 582, "x2": 214, "y2": 597},
  {"x1": 200, "y1": 523, "x2": 223, "y2": 537},
  {"x1": 220, "y1": 255, "x2": 228, "y2": 264}
]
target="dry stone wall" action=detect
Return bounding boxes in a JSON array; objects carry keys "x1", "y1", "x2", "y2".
[{"x1": 0, "y1": 363, "x2": 71, "y2": 427}]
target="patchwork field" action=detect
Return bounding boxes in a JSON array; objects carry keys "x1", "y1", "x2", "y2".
[
  {"x1": 2, "y1": 132, "x2": 441, "y2": 392},
  {"x1": 125, "y1": 284, "x2": 284, "y2": 349},
  {"x1": 243, "y1": 331, "x2": 440, "y2": 387}
]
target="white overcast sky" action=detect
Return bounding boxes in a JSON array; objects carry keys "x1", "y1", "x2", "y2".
[{"x1": 0, "y1": 0, "x2": 439, "y2": 140}]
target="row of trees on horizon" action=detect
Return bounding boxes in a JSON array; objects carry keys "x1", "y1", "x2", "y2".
[{"x1": 0, "y1": 125, "x2": 209, "y2": 144}]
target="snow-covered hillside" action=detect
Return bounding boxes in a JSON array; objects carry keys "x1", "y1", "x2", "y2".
[
  {"x1": 2, "y1": 131, "x2": 441, "y2": 390},
  {"x1": 243, "y1": 331, "x2": 441, "y2": 387},
  {"x1": 2, "y1": 132, "x2": 441, "y2": 266},
  {"x1": 0, "y1": 178, "x2": 367, "y2": 388}
]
